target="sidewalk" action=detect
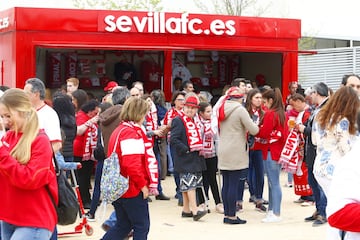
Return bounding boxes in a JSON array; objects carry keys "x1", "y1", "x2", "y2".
[{"x1": 58, "y1": 171, "x2": 326, "y2": 239}]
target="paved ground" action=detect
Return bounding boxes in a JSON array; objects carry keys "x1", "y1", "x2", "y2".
[{"x1": 58, "y1": 171, "x2": 326, "y2": 239}]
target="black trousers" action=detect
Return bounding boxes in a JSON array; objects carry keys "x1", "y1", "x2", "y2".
[
  {"x1": 197, "y1": 156, "x2": 221, "y2": 205},
  {"x1": 74, "y1": 156, "x2": 95, "y2": 206}
]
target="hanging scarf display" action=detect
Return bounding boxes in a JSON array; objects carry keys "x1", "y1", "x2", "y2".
[
  {"x1": 82, "y1": 122, "x2": 98, "y2": 161},
  {"x1": 124, "y1": 122, "x2": 159, "y2": 194},
  {"x1": 180, "y1": 115, "x2": 203, "y2": 152}
]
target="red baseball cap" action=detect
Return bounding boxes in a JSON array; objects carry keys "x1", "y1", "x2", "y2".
[
  {"x1": 104, "y1": 81, "x2": 118, "y2": 92},
  {"x1": 184, "y1": 96, "x2": 200, "y2": 108}
]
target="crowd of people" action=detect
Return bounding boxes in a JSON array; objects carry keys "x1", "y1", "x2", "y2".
[{"x1": 0, "y1": 73, "x2": 360, "y2": 240}]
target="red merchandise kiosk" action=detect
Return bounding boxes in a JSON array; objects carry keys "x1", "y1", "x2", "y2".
[{"x1": 0, "y1": 7, "x2": 301, "y2": 99}]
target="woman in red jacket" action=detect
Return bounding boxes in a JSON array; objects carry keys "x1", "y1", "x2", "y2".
[
  {"x1": 73, "y1": 99, "x2": 100, "y2": 209},
  {"x1": 256, "y1": 88, "x2": 287, "y2": 223},
  {"x1": 102, "y1": 97, "x2": 158, "y2": 240},
  {"x1": 0, "y1": 89, "x2": 57, "y2": 240}
]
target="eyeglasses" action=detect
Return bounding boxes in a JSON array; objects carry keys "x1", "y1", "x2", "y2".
[{"x1": 175, "y1": 98, "x2": 185, "y2": 102}]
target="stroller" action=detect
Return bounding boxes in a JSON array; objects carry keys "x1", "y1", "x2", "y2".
[{"x1": 58, "y1": 170, "x2": 94, "y2": 237}]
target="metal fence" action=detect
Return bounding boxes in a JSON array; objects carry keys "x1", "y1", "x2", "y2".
[{"x1": 298, "y1": 46, "x2": 360, "y2": 90}]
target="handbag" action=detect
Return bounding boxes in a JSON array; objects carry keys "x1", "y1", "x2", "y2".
[
  {"x1": 93, "y1": 129, "x2": 106, "y2": 161},
  {"x1": 47, "y1": 153, "x2": 79, "y2": 225},
  {"x1": 100, "y1": 128, "x2": 129, "y2": 204}
]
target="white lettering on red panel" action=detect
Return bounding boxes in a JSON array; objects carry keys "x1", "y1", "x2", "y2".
[
  {"x1": 0, "y1": 17, "x2": 9, "y2": 30},
  {"x1": 103, "y1": 12, "x2": 236, "y2": 36}
]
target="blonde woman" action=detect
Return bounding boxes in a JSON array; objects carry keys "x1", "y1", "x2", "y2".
[
  {"x1": 0, "y1": 88, "x2": 57, "y2": 240},
  {"x1": 102, "y1": 97, "x2": 158, "y2": 240}
]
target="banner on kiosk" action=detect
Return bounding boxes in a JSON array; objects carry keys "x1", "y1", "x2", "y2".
[{"x1": 98, "y1": 12, "x2": 237, "y2": 36}]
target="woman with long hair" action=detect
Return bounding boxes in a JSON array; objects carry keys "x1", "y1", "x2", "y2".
[
  {"x1": 312, "y1": 86, "x2": 359, "y2": 239},
  {"x1": 102, "y1": 97, "x2": 158, "y2": 240},
  {"x1": 256, "y1": 87, "x2": 287, "y2": 223},
  {"x1": 245, "y1": 88, "x2": 267, "y2": 212},
  {"x1": 313, "y1": 86, "x2": 359, "y2": 196},
  {"x1": 73, "y1": 99, "x2": 100, "y2": 209},
  {"x1": 71, "y1": 89, "x2": 88, "y2": 113},
  {"x1": 0, "y1": 89, "x2": 57, "y2": 240},
  {"x1": 198, "y1": 101, "x2": 223, "y2": 213},
  {"x1": 52, "y1": 92, "x2": 77, "y2": 165}
]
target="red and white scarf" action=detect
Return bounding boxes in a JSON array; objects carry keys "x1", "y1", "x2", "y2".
[
  {"x1": 216, "y1": 87, "x2": 244, "y2": 132},
  {"x1": 125, "y1": 122, "x2": 159, "y2": 195},
  {"x1": 198, "y1": 115, "x2": 215, "y2": 158},
  {"x1": 163, "y1": 107, "x2": 184, "y2": 126},
  {"x1": 164, "y1": 107, "x2": 184, "y2": 141},
  {"x1": 82, "y1": 123, "x2": 98, "y2": 161},
  {"x1": 145, "y1": 112, "x2": 156, "y2": 143},
  {"x1": 279, "y1": 128, "x2": 299, "y2": 174},
  {"x1": 180, "y1": 115, "x2": 203, "y2": 152}
]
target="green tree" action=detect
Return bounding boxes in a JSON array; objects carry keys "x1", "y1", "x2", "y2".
[
  {"x1": 194, "y1": 0, "x2": 271, "y2": 16},
  {"x1": 299, "y1": 37, "x2": 316, "y2": 50},
  {"x1": 72, "y1": 0, "x2": 163, "y2": 11}
]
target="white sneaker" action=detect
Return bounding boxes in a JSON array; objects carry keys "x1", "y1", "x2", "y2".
[
  {"x1": 262, "y1": 212, "x2": 282, "y2": 223},
  {"x1": 85, "y1": 213, "x2": 96, "y2": 222},
  {"x1": 301, "y1": 201, "x2": 314, "y2": 207},
  {"x1": 215, "y1": 203, "x2": 224, "y2": 214},
  {"x1": 197, "y1": 203, "x2": 206, "y2": 211}
]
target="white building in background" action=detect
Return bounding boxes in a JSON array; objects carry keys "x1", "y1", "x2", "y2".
[{"x1": 298, "y1": 37, "x2": 360, "y2": 90}]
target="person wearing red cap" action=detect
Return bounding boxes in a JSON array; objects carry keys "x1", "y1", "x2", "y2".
[
  {"x1": 170, "y1": 95, "x2": 207, "y2": 221},
  {"x1": 104, "y1": 81, "x2": 119, "y2": 93},
  {"x1": 102, "y1": 81, "x2": 119, "y2": 103}
]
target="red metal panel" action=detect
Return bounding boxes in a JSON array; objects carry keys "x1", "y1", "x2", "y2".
[
  {"x1": 0, "y1": 7, "x2": 301, "y2": 95},
  {"x1": 282, "y1": 52, "x2": 298, "y2": 101},
  {"x1": 15, "y1": 8, "x2": 100, "y2": 32},
  {"x1": 22, "y1": 31, "x2": 297, "y2": 52},
  {"x1": 10, "y1": 8, "x2": 300, "y2": 39},
  {"x1": 0, "y1": 8, "x2": 15, "y2": 33},
  {"x1": 0, "y1": 31, "x2": 16, "y2": 87}
]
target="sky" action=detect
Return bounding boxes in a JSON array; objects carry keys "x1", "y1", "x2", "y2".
[{"x1": 0, "y1": 0, "x2": 359, "y2": 40}]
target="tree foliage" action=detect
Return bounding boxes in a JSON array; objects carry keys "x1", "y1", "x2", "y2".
[
  {"x1": 72, "y1": 0, "x2": 163, "y2": 11},
  {"x1": 299, "y1": 37, "x2": 316, "y2": 50},
  {"x1": 194, "y1": 0, "x2": 271, "y2": 16}
]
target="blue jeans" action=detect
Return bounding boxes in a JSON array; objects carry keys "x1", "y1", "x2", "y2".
[
  {"x1": 248, "y1": 150, "x2": 265, "y2": 201},
  {"x1": 169, "y1": 146, "x2": 182, "y2": 203},
  {"x1": 287, "y1": 172, "x2": 293, "y2": 184},
  {"x1": 222, "y1": 169, "x2": 247, "y2": 217},
  {"x1": 264, "y1": 152, "x2": 282, "y2": 215},
  {"x1": 104, "y1": 211, "x2": 117, "y2": 228},
  {"x1": 102, "y1": 193, "x2": 149, "y2": 240},
  {"x1": 236, "y1": 169, "x2": 249, "y2": 202},
  {"x1": 49, "y1": 227, "x2": 57, "y2": 240},
  {"x1": 1, "y1": 222, "x2": 52, "y2": 240},
  {"x1": 166, "y1": 144, "x2": 174, "y2": 173},
  {"x1": 89, "y1": 160, "x2": 104, "y2": 216},
  {"x1": 307, "y1": 163, "x2": 327, "y2": 217},
  {"x1": 153, "y1": 143, "x2": 164, "y2": 195}
]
